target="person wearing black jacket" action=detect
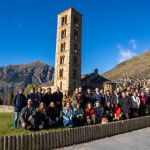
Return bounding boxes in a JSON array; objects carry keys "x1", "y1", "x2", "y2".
[
  {"x1": 111, "y1": 90, "x2": 122, "y2": 105},
  {"x1": 94, "y1": 101, "x2": 104, "y2": 123},
  {"x1": 46, "y1": 101, "x2": 57, "y2": 126},
  {"x1": 13, "y1": 88, "x2": 26, "y2": 128},
  {"x1": 43, "y1": 88, "x2": 53, "y2": 107},
  {"x1": 27, "y1": 88, "x2": 38, "y2": 108},
  {"x1": 78, "y1": 87, "x2": 86, "y2": 108},
  {"x1": 105, "y1": 90, "x2": 113, "y2": 106},
  {"x1": 105, "y1": 101, "x2": 114, "y2": 122},
  {"x1": 53, "y1": 87, "x2": 63, "y2": 120},
  {"x1": 120, "y1": 91, "x2": 132, "y2": 119},
  {"x1": 36, "y1": 87, "x2": 44, "y2": 105},
  {"x1": 86, "y1": 88, "x2": 95, "y2": 105}
]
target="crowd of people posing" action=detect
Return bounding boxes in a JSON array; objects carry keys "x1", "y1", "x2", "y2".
[{"x1": 13, "y1": 86, "x2": 150, "y2": 130}]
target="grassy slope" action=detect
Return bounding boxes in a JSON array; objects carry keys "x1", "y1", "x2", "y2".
[
  {"x1": 0, "y1": 113, "x2": 64, "y2": 136},
  {"x1": 103, "y1": 50, "x2": 150, "y2": 81}
]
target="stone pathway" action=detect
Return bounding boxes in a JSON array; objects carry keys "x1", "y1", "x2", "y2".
[{"x1": 58, "y1": 128, "x2": 150, "y2": 150}]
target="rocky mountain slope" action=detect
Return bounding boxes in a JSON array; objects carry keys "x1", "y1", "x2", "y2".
[
  {"x1": 0, "y1": 61, "x2": 54, "y2": 104},
  {"x1": 103, "y1": 50, "x2": 150, "y2": 81}
]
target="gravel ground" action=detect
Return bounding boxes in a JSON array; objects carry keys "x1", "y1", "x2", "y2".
[
  {"x1": 58, "y1": 128, "x2": 150, "y2": 150},
  {"x1": 0, "y1": 105, "x2": 13, "y2": 112}
]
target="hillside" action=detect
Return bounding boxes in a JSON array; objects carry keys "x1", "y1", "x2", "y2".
[
  {"x1": 103, "y1": 50, "x2": 150, "y2": 81},
  {"x1": 0, "y1": 61, "x2": 54, "y2": 104}
]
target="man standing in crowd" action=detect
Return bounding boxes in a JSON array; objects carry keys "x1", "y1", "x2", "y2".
[
  {"x1": 13, "y1": 88, "x2": 26, "y2": 128},
  {"x1": 53, "y1": 87, "x2": 63, "y2": 121},
  {"x1": 78, "y1": 87, "x2": 86, "y2": 108},
  {"x1": 111, "y1": 90, "x2": 121, "y2": 105},
  {"x1": 43, "y1": 88, "x2": 53, "y2": 107},
  {"x1": 105, "y1": 90, "x2": 113, "y2": 106},
  {"x1": 27, "y1": 87, "x2": 38, "y2": 108},
  {"x1": 72, "y1": 88, "x2": 79, "y2": 108},
  {"x1": 94, "y1": 88, "x2": 102, "y2": 106},
  {"x1": 86, "y1": 88, "x2": 95, "y2": 105},
  {"x1": 36, "y1": 87, "x2": 44, "y2": 104},
  {"x1": 145, "y1": 88, "x2": 150, "y2": 114},
  {"x1": 100, "y1": 89, "x2": 106, "y2": 106},
  {"x1": 120, "y1": 91, "x2": 132, "y2": 119}
]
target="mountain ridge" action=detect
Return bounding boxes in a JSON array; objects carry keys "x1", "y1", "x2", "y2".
[{"x1": 102, "y1": 50, "x2": 150, "y2": 81}]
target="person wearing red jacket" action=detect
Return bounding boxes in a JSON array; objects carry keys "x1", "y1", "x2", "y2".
[
  {"x1": 113, "y1": 104, "x2": 122, "y2": 121},
  {"x1": 85, "y1": 102, "x2": 95, "y2": 125},
  {"x1": 140, "y1": 92, "x2": 147, "y2": 116}
]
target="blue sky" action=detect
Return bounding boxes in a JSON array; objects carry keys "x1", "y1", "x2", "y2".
[{"x1": 0, "y1": 0, "x2": 150, "y2": 74}]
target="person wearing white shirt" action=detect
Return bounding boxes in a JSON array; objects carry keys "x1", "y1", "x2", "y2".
[{"x1": 131, "y1": 92, "x2": 140, "y2": 117}]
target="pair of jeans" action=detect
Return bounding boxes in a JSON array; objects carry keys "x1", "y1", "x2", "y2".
[{"x1": 14, "y1": 112, "x2": 20, "y2": 128}]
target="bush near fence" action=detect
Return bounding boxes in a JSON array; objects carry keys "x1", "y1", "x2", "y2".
[{"x1": 0, "y1": 116, "x2": 150, "y2": 150}]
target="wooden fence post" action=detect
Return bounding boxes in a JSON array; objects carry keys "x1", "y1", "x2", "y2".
[
  {"x1": 0, "y1": 136, "x2": 4, "y2": 150},
  {"x1": 27, "y1": 134, "x2": 32, "y2": 150},
  {"x1": 1, "y1": 116, "x2": 150, "y2": 150},
  {"x1": 31, "y1": 134, "x2": 36, "y2": 150},
  {"x1": 4, "y1": 136, "x2": 8, "y2": 150}
]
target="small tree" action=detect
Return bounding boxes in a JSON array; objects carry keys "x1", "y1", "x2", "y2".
[{"x1": 24, "y1": 84, "x2": 38, "y2": 96}]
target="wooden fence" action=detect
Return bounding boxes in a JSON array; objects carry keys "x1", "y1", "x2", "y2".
[{"x1": 0, "y1": 116, "x2": 150, "y2": 150}]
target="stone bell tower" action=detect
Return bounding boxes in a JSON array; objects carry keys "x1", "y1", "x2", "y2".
[{"x1": 54, "y1": 8, "x2": 82, "y2": 93}]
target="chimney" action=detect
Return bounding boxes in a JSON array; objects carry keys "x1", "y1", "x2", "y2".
[{"x1": 94, "y1": 68, "x2": 98, "y2": 75}]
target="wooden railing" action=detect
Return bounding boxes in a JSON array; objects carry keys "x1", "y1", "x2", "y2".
[{"x1": 0, "y1": 116, "x2": 150, "y2": 150}]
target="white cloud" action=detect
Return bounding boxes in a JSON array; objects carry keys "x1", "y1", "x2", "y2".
[
  {"x1": 129, "y1": 39, "x2": 137, "y2": 50},
  {"x1": 118, "y1": 49, "x2": 136, "y2": 63},
  {"x1": 117, "y1": 39, "x2": 137, "y2": 63}
]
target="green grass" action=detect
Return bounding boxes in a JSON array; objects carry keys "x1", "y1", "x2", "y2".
[{"x1": 0, "y1": 112, "x2": 64, "y2": 136}]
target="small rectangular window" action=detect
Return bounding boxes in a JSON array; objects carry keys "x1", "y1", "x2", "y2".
[
  {"x1": 59, "y1": 69, "x2": 63, "y2": 78},
  {"x1": 74, "y1": 30, "x2": 78, "y2": 40},
  {"x1": 61, "y1": 29, "x2": 66, "y2": 39},
  {"x1": 60, "y1": 43, "x2": 65, "y2": 52},
  {"x1": 73, "y1": 57, "x2": 77, "y2": 66},
  {"x1": 61, "y1": 15, "x2": 67, "y2": 26},
  {"x1": 60, "y1": 82, "x2": 62, "y2": 90},
  {"x1": 74, "y1": 16, "x2": 79, "y2": 27},
  {"x1": 73, "y1": 69, "x2": 77, "y2": 79},
  {"x1": 74, "y1": 43, "x2": 78, "y2": 53},
  {"x1": 60, "y1": 56, "x2": 65, "y2": 65}
]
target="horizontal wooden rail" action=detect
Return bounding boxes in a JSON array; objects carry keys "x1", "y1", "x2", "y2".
[{"x1": 0, "y1": 116, "x2": 150, "y2": 150}]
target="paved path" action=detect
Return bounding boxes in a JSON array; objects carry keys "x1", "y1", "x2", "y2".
[{"x1": 58, "y1": 128, "x2": 150, "y2": 150}]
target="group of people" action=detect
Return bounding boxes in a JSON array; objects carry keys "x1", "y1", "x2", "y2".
[{"x1": 13, "y1": 86, "x2": 150, "y2": 130}]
